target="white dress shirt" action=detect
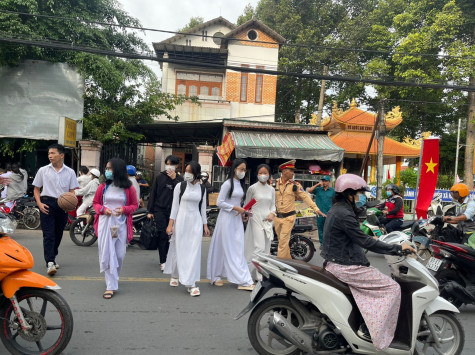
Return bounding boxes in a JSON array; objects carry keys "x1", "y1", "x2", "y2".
[{"x1": 33, "y1": 163, "x2": 79, "y2": 198}]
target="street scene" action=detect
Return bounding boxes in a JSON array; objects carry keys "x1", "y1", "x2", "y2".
[{"x1": 1, "y1": 0, "x2": 475, "y2": 354}]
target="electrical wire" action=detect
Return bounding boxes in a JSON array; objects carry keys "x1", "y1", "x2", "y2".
[
  {"x1": 1, "y1": 33, "x2": 473, "y2": 92},
  {"x1": 1, "y1": 9, "x2": 474, "y2": 60}
]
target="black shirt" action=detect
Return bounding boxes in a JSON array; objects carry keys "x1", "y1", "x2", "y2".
[{"x1": 147, "y1": 171, "x2": 183, "y2": 213}]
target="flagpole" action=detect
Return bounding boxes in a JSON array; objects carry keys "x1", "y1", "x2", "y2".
[
  {"x1": 454, "y1": 118, "x2": 461, "y2": 184},
  {"x1": 413, "y1": 139, "x2": 424, "y2": 219}
]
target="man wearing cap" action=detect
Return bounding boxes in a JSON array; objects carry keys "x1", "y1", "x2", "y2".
[
  {"x1": 308, "y1": 175, "x2": 335, "y2": 247},
  {"x1": 75, "y1": 168, "x2": 101, "y2": 216},
  {"x1": 275, "y1": 160, "x2": 325, "y2": 259}
]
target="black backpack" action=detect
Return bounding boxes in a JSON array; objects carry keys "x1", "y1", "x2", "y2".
[
  {"x1": 139, "y1": 218, "x2": 159, "y2": 250},
  {"x1": 179, "y1": 181, "x2": 206, "y2": 211}
]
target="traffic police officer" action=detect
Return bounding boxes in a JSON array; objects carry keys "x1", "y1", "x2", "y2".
[{"x1": 274, "y1": 160, "x2": 325, "y2": 259}]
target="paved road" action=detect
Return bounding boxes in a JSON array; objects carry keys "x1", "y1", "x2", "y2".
[{"x1": 1, "y1": 229, "x2": 474, "y2": 354}]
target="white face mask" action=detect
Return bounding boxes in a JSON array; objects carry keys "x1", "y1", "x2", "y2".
[
  {"x1": 165, "y1": 165, "x2": 176, "y2": 172},
  {"x1": 236, "y1": 171, "x2": 246, "y2": 180},
  {"x1": 258, "y1": 174, "x2": 269, "y2": 183},
  {"x1": 184, "y1": 172, "x2": 194, "y2": 182}
]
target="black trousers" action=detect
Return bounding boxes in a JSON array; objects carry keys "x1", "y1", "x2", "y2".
[
  {"x1": 380, "y1": 217, "x2": 403, "y2": 233},
  {"x1": 40, "y1": 197, "x2": 68, "y2": 266},
  {"x1": 154, "y1": 209, "x2": 171, "y2": 264}
]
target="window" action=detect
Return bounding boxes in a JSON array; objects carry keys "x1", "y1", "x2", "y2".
[
  {"x1": 202, "y1": 30, "x2": 207, "y2": 41},
  {"x1": 189, "y1": 85, "x2": 198, "y2": 96},
  {"x1": 240, "y1": 65, "x2": 249, "y2": 102},
  {"x1": 185, "y1": 39, "x2": 191, "y2": 46},
  {"x1": 255, "y1": 66, "x2": 264, "y2": 103},
  {"x1": 175, "y1": 71, "x2": 223, "y2": 98},
  {"x1": 247, "y1": 30, "x2": 258, "y2": 41},
  {"x1": 213, "y1": 32, "x2": 224, "y2": 45}
]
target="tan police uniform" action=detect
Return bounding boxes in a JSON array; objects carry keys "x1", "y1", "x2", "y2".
[{"x1": 274, "y1": 161, "x2": 321, "y2": 259}]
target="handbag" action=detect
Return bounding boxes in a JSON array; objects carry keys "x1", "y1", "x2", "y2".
[{"x1": 140, "y1": 218, "x2": 158, "y2": 250}]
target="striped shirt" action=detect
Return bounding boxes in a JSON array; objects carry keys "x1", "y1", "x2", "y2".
[{"x1": 33, "y1": 163, "x2": 79, "y2": 198}]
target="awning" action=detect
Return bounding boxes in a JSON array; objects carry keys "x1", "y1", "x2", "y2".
[{"x1": 231, "y1": 131, "x2": 344, "y2": 162}]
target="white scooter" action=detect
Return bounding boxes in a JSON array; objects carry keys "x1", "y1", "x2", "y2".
[{"x1": 235, "y1": 232, "x2": 464, "y2": 354}]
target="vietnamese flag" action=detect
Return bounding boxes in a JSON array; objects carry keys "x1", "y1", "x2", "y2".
[{"x1": 415, "y1": 139, "x2": 439, "y2": 219}]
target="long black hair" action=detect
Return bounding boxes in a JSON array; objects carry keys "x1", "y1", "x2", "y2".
[
  {"x1": 11, "y1": 163, "x2": 24, "y2": 181},
  {"x1": 185, "y1": 161, "x2": 202, "y2": 181},
  {"x1": 107, "y1": 158, "x2": 132, "y2": 189},
  {"x1": 227, "y1": 158, "x2": 247, "y2": 199}
]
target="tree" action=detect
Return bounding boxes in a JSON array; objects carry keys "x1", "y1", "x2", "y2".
[
  {"x1": 0, "y1": 0, "x2": 188, "y2": 143},
  {"x1": 177, "y1": 17, "x2": 204, "y2": 32},
  {"x1": 237, "y1": 4, "x2": 256, "y2": 26}
]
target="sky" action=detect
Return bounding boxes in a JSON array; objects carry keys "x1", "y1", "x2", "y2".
[{"x1": 118, "y1": 0, "x2": 261, "y2": 75}]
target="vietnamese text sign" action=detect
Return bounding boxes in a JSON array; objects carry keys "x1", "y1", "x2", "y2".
[{"x1": 58, "y1": 117, "x2": 78, "y2": 148}]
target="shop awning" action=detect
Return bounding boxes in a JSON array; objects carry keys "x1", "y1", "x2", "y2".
[{"x1": 231, "y1": 131, "x2": 344, "y2": 162}]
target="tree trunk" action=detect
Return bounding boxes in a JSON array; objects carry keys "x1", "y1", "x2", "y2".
[{"x1": 464, "y1": 75, "x2": 475, "y2": 186}]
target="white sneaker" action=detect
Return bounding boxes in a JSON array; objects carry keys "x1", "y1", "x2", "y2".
[
  {"x1": 47, "y1": 262, "x2": 57, "y2": 276},
  {"x1": 54, "y1": 262, "x2": 60, "y2": 269},
  {"x1": 160, "y1": 263, "x2": 165, "y2": 272}
]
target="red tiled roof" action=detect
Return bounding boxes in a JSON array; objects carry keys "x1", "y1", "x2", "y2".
[{"x1": 331, "y1": 131, "x2": 420, "y2": 157}]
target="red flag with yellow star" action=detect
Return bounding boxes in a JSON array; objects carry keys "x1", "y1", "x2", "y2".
[{"x1": 416, "y1": 138, "x2": 439, "y2": 219}]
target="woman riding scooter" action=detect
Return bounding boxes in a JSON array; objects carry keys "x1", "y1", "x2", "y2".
[
  {"x1": 321, "y1": 174, "x2": 415, "y2": 351},
  {"x1": 379, "y1": 184, "x2": 404, "y2": 233}
]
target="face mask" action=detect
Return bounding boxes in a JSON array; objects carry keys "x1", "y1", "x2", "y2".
[
  {"x1": 184, "y1": 172, "x2": 194, "y2": 182},
  {"x1": 356, "y1": 193, "x2": 367, "y2": 208},
  {"x1": 258, "y1": 174, "x2": 269, "y2": 183},
  {"x1": 165, "y1": 165, "x2": 176, "y2": 172},
  {"x1": 236, "y1": 171, "x2": 246, "y2": 180},
  {"x1": 386, "y1": 191, "x2": 392, "y2": 197},
  {"x1": 105, "y1": 171, "x2": 113, "y2": 180}
]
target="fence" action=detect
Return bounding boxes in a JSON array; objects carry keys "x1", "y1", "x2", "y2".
[{"x1": 99, "y1": 142, "x2": 137, "y2": 172}]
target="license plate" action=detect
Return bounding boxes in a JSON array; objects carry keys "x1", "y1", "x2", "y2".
[
  {"x1": 250, "y1": 282, "x2": 262, "y2": 301},
  {"x1": 426, "y1": 257, "x2": 443, "y2": 272}
]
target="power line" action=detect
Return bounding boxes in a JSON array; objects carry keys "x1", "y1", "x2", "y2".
[
  {"x1": 1, "y1": 9, "x2": 474, "y2": 60},
  {"x1": 0, "y1": 33, "x2": 474, "y2": 91}
]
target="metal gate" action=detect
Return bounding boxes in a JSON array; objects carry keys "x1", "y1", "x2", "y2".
[{"x1": 99, "y1": 142, "x2": 137, "y2": 172}]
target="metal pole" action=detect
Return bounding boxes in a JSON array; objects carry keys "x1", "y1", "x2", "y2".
[
  {"x1": 454, "y1": 118, "x2": 461, "y2": 184},
  {"x1": 376, "y1": 100, "x2": 385, "y2": 200},
  {"x1": 413, "y1": 139, "x2": 424, "y2": 219},
  {"x1": 316, "y1": 66, "x2": 328, "y2": 128}
]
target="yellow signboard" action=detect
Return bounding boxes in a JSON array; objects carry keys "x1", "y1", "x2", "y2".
[{"x1": 58, "y1": 117, "x2": 78, "y2": 148}]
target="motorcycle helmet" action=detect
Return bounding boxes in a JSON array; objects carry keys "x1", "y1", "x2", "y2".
[
  {"x1": 126, "y1": 165, "x2": 136, "y2": 176},
  {"x1": 450, "y1": 183, "x2": 469, "y2": 198},
  {"x1": 385, "y1": 184, "x2": 400, "y2": 195},
  {"x1": 334, "y1": 174, "x2": 369, "y2": 193}
]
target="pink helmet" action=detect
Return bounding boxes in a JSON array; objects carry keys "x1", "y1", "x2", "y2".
[{"x1": 335, "y1": 174, "x2": 369, "y2": 193}]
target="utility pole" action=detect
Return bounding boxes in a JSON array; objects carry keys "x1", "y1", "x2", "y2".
[
  {"x1": 454, "y1": 118, "x2": 462, "y2": 184},
  {"x1": 316, "y1": 66, "x2": 329, "y2": 128},
  {"x1": 376, "y1": 100, "x2": 386, "y2": 200}
]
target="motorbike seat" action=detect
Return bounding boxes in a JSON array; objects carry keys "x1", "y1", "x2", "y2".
[
  {"x1": 400, "y1": 220, "x2": 417, "y2": 230},
  {"x1": 456, "y1": 244, "x2": 475, "y2": 257},
  {"x1": 277, "y1": 258, "x2": 351, "y2": 295},
  {"x1": 292, "y1": 224, "x2": 313, "y2": 233},
  {"x1": 134, "y1": 208, "x2": 148, "y2": 215}
]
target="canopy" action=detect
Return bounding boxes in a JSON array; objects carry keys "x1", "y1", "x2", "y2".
[{"x1": 231, "y1": 131, "x2": 344, "y2": 162}]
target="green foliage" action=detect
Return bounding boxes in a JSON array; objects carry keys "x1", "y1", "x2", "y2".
[
  {"x1": 0, "y1": 0, "x2": 187, "y2": 143},
  {"x1": 437, "y1": 174, "x2": 456, "y2": 190},
  {"x1": 399, "y1": 168, "x2": 418, "y2": 188},
  {"x1": 0, "y1": 138, "x2": 37, "y2": 158},
  {"x1": 237, "y1": 4, "x2": 256, "y2": 26},
  {"x1": 178, "y1": 17, "x2": 204, "y2": 32}
]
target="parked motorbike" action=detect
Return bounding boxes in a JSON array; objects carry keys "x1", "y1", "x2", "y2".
[
  {"x1": 206, "y1": 206, "x2": 219, "y2": 236},
  {"x1": 69, "y1": 206, "x2": 149, "y2": 246},
  {"x1": 427, "y1": 239, "x2": 475, "y2": 308},
  {"x1": 0, "y1": 212, "x2": 73, "y2": 354},
  {"x1": 236, "y1": 232, "x2": 464, "y2": 355},
  {"x1": 0, "y1": 197, "x2": 41, "y2": 230},
  {"x1": 270, "y1": 224, "x2": 316, "y2": 263},
  {"x1": 428, "y1": 194, "x2": 456, "y2": 218}
]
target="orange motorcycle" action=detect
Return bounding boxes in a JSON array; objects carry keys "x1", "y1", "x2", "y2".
[{"x1": 0, "y1": 212, "x2": 73, "y2": 355}]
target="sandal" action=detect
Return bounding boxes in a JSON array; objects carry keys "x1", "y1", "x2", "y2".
[
  {"x1": 103, "y1": 291, "x2": 114, "y2": 299},
  {"x1": 188, "y1": 287, "x2": 200, "y2": 297},
  {"x1": 212, "y1": 279, "x2": 224, "y2": 287},
  {"x1": 169, "y1": 278, "x2": 179, "y2": 287}
]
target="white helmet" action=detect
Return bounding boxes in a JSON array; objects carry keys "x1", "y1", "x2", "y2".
[{"x1": 89, "y1": 168, "x2": 101, "y2": 178}]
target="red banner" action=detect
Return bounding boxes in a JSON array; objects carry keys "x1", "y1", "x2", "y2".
[
  {"x1": 415, "y1": 139, "x2": 439, "y2": 219},
  {"x1": 217, "y1": 132, "x2": 234, "y2": 167}
]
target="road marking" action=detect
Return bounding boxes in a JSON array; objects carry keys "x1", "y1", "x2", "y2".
[{"x1": 52, "y1": 276, "x2": 228, "y2": 283}]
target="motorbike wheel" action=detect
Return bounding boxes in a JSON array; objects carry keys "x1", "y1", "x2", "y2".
[
  {"x1": 248, "y1": 297, "x2": 305, "y2": 355},
  {"x1": 289, "y1": 235, "x2": 314, "y2": 262},
  {"x1": 0, "y1": 288, "x2": 73, "y2": 355},
  {"x1": 69, "y1": 217, "x2": 97, "y2": 246},
  {"x1": 22, "y1": 207, "x2": 41, "y2": 230},
  {"x1": 415, "y1": 311, "x2": 464, "y2": 355},
  {"x1": 435, "y1": 269, "x2": 465, "y2": 308}
]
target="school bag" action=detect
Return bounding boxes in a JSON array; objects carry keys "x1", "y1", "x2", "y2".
[{"x1": 139, "y1": 218, "x2": 159, "y2": 250}]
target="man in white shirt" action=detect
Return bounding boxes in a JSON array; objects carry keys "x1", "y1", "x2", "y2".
[{"x1": 33, "y1": 144, "x2": 79, "y2": 276}]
